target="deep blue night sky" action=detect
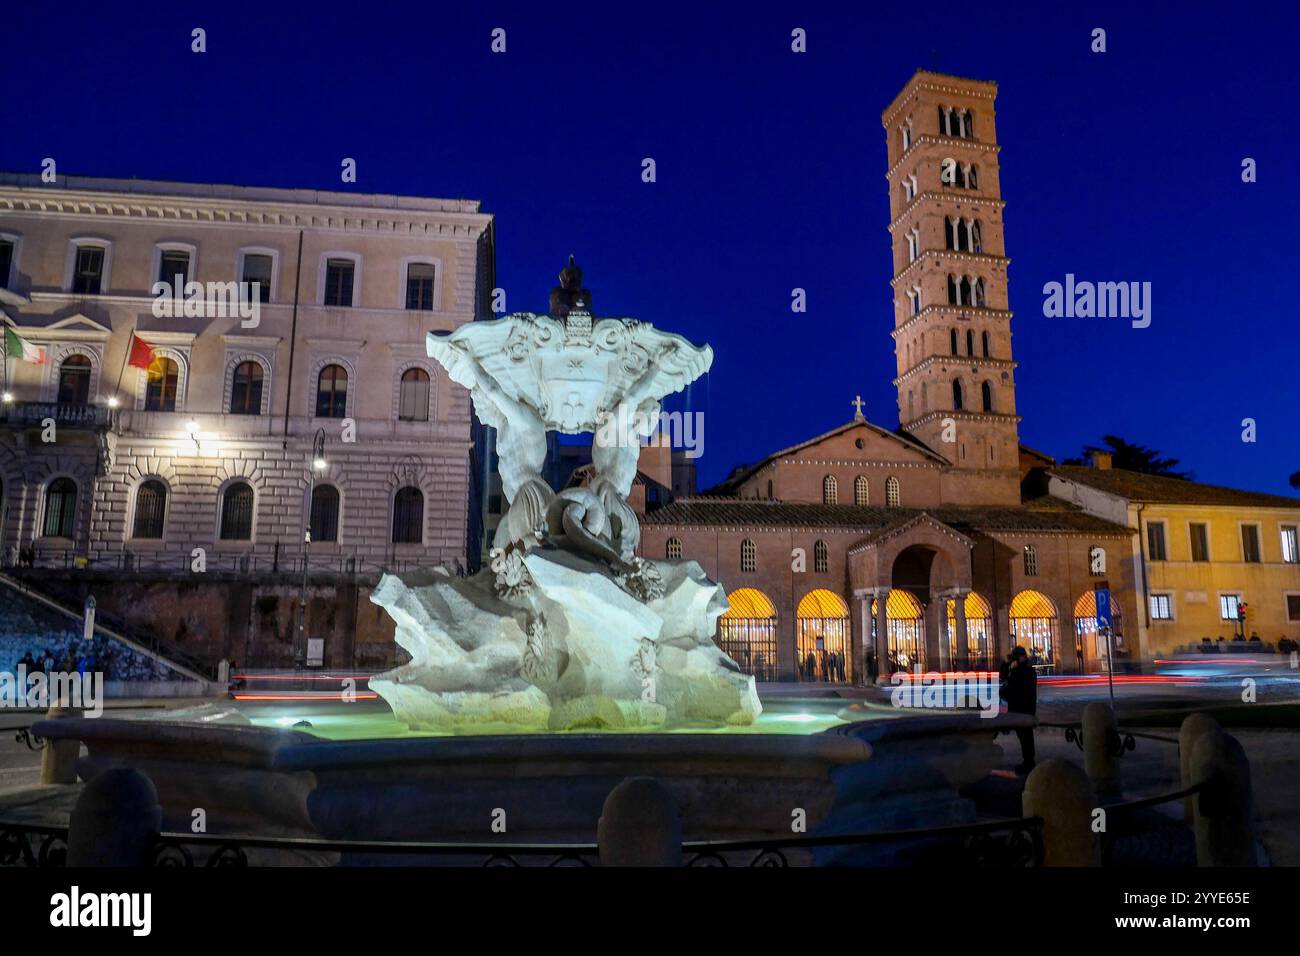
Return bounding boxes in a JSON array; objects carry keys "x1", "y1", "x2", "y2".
[{"x1": 5, "y1": 2, "x2": 1297, "y2": 492}]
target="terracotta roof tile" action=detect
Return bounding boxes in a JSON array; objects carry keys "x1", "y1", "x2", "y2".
[
  {"x1": 643, "y1": 498, "x2": 1133, "y2": 536},
  {"x1": 1053, "y1": 466, "x2": 1300, "y2": 508}
]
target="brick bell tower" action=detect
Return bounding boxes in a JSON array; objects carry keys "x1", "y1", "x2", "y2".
[{"x1": 882, "y1": 70, "x2": 1021, "y2": 506}]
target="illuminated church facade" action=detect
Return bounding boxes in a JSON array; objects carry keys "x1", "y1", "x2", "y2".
[{"x1": 639, "y1": 70, "x2": 1300, "y2": 681}]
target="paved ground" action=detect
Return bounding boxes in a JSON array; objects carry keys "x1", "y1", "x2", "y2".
[{"x1": 1, "y1": 682, "x2": 1296, "y2": 864}]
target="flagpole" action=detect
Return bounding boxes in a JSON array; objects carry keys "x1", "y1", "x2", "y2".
[{"x1": 114, "y1": 330, "x2": 134, "y2": 397}]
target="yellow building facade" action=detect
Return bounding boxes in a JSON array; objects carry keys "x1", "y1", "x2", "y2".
[{"x1": 1047, "y1": 461, "x2": 1300, "y2": 658}]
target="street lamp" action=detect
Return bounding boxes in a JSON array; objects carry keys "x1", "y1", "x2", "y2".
[{"x1": 297, "y1": 428, "x2": 327, "y2": 667}]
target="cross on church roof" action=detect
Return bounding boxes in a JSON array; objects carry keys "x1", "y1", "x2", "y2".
[{"x1": 851, "y1": 395, "x2": 866, "y2": 421}]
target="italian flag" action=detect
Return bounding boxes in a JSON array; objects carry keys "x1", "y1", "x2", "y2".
[{"x1": 3, "y1": 326, "x2": 46, "y2": 364}]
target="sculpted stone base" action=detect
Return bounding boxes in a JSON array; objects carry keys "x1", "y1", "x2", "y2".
[{"x1": 369, "y1": 549, "x2": 761, "y2": 734}]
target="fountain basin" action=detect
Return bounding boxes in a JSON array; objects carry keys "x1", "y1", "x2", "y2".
[{"x1": 34, "y1": 702, "x2": 1031, "y2": 864}]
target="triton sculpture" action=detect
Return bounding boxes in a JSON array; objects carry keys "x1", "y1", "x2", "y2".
[{"x1": 368, "y1": 259, "x2": 760, "y2": 732}]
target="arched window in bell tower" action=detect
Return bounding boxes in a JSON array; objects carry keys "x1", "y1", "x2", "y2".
[
  {"x1": 974, "y1": 278, "x2": 986, "y2": 308},
  {"x1": 966, "y1": 329, "x2": 975, "y2": 356},
  {"x1": 960, "y1": 277, "x2": 973, "y2": 306},
  {"x1": 945, "y1": 218, "x2": 956, "y2": 250},
  {"x1": 950, "y1": 328, "x2": 958, "y2": 355},
  {"x1": 947, "y1": 275, "x2": 959, "y2": 305},
  {"x1": 953, "y1": 379, "x2": 964, "y2": 410},
  {"x1": 982, "y1": 381, "x2": 994, "y2": 412},
  {"x1": 982, "y1": 331, "x2": 991, "y2": 358}
]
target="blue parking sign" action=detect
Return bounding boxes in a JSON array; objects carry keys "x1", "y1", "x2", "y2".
[{"x1": 1096, "y1": 588, "x2": 1112, "y2": 629}]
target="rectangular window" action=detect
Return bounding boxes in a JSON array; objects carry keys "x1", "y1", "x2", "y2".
[
  {"x1": 1189, "y1": 523, "x2": 1209, "y2": 562},
  {"x1": 1241, "y1": 525, "x2": 1261, "y2": 563},
  {"x1": 0, "y1": 239, "x2": 13, "y2": 289},
  {"x1": 1288, "y1": 595, "x2": 1300, "y2": 622},
  {"x1": 1146, "y1": 522, "x2": 1167, "y2": 561},
  {"x1": 241, "y1": 254, "x2": 273, "y2": 303},
  {"x1": 1219, "y1": 594, "x2": 1241, "y2": 621},
  {"x1": 158, "y1": 250, "x2": 191, "y2": 286},
  {"x1": 1281, "y1": 526, "x2": 1299, "y2": 564},
  {"x1": 405, "y1": 263, "x2": 436, "y2": 310},
  {"x1": 72, "y1": 246, "x2": 104, "y2": 295},
  {"x1": 1150, "y1": 594, "x2": 1173, "y2": 620},
  {"x1": 324, "y1": 259, "x2": 355, "y2": 307}
]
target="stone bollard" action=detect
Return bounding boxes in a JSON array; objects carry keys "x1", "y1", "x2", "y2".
[
  {"x1": 1022, "y1": 759, "x2": 1099, "y2": 866},
  {"x1": 1190, "y1": 729, "x2": 1256, "y2": 867},
  {"x1": 597, "y1": 777, "x2": 682, "y2": 867},
  {"x1": 67, "y1": 768, "x2": 163, "y2": 867},
  {"x1": 1081, "y1": 701, "x2": 1121, "y2": 799},
  {"x1": 1179, "y1": 712, "x2": 1220, "y2": 823},
  {"x1": 39, "y1": 705, "x2": 83, "y2": 785}
]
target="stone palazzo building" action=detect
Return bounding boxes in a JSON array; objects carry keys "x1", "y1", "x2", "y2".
[
  {"x1": 0, "y1": 174, "x2": 494, "y2": 667},
  {"x1": 639, "y1": 70, "x2": 1300, "y2": 681}
]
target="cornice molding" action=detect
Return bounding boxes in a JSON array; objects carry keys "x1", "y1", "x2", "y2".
[
  {"x1": 891, "y1": 249, "x2": 1011, "y2": 288},
  {"x1": 883, "y1": 79, "x2": 998, "y2": 127},
  {"x1": 891, "y1": 305, "x2": 1014, "y2": 337},
  {"x1": 888, "y1": 193, "x2": 1006, "y2": 233},
  {"x1": 0, "y1": 191, "x2": 489, "y2": 239},
  {"x1": 886, "y1": 135, "x2": 1000, "y2": 179},
  {"x1": 893, "y1": 355, "x2": 1018, "y2": 384}
]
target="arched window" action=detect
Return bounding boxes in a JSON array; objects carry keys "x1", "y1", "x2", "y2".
[
  {"x1": 398, "y1": 367, "x2": 430, "y2": 422},
  {"x1": 947, "y1": 275, "x2": 958, "y2": 305},
  {"x1": 1023, "y1": 544, "x2": 1039, "y2": 576},
  {"x1": 822, "y1": 475, "x2": 837, "y2": 505},
  {"x1": 945, "y1": 217, "x2": 956, "y2": 250},
  {"x1": 666, "y1": 537, "x2": 683, "y2": 560},
  {"x1": 950, "y1": 328, "x2": 958, "y2": 355},
  {"x1": 971, "y1": 221, "x2": 982, "y2": 253},
  {"x1": 921, "y1": 382, "x2": 928, "y2": 411},
  {"x1": 392, "y1": 487, "x2": 423, "y2": 544},
  {"x1": 974, "y1": 279, "x2": 986, "y2": 308},
  {"x1": 57, "y1": 355, "x2": 92, "y2": 405},
  {"x1": 144, "y1": 357, "x2": 179, "y2": 412},
  {"x1": 43, "y1": 478, "x2": 77, "y2": 538},
  {"x1": 886, "y1": 476, "x2": 900, "y2": 508},
  {"x1": 316, "y1": 364, "x2": 348, "y2": 418},
  {"x1": 813, "y1": 540, "x2": 829, "y2": 574},
  {"x1": 966, "y1": 329, "x2": 975, "y2": 356},
  {"x1": 981, "y1": 381, "x2": 994, "y2": 412},
  {"x1": 963, "y1": 111, "x2": 974, "y2": 138},
  {"x1": 132, "y1": 480, "x2": 167, "y2": 539},
  {"x1": 740, "y1": 538, "x2": 757, "y2": 573},
  {"x1": 310, "y1": 485, "x2": 340, "y2": 543},
  {"x1": 229, "y1": 361, "x2": 264, "y2": 415},
  {"x1": 956, "y1": 219, "x2": 969, "y2": 251},
  {"x1": 982, "y1": 331, "x2": 991, "y2": 358},
  {"x1": 938, "y1": 105, "x2": 948, "y2": 134},
  {"x1": 220, "y1": 481, "x2": 254, "y2": 541},
  {"x1": 854, "y1": 475, "x2": 869, "y2": 506},
  {"x1": 969, "y1": 164, "x2": 979, "y2": 189},
  {"x1": 952, "y1": 379, "x2": 964, "y2": 410},
  {"x1": 959, "y1": 277, "x2": 973, "y2": 306}
]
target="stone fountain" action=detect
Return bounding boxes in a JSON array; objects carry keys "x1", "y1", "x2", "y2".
[{"x1": 368, "y1": 258, "x2": 761, "y2": 732}]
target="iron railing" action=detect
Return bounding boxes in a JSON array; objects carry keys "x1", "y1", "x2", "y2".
[
  {"x1": 0, "y1": 401, "x2": 114, "y2": 430},
  {"x1": 0, "y1": 815, "x2": 1045, "y2": 869}
]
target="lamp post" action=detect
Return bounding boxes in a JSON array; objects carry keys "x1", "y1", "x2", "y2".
[{"x1": 297, "y1": 428, "x2": 327, "y2": 668}]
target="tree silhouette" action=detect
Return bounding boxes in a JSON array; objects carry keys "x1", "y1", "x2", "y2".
[
  {"x1": 1064, "y1": 435, "x2": 1193, "y2": 480},
  {"x1": 1290, "y1": 471, "x2": 1300, "y2": 490}
]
